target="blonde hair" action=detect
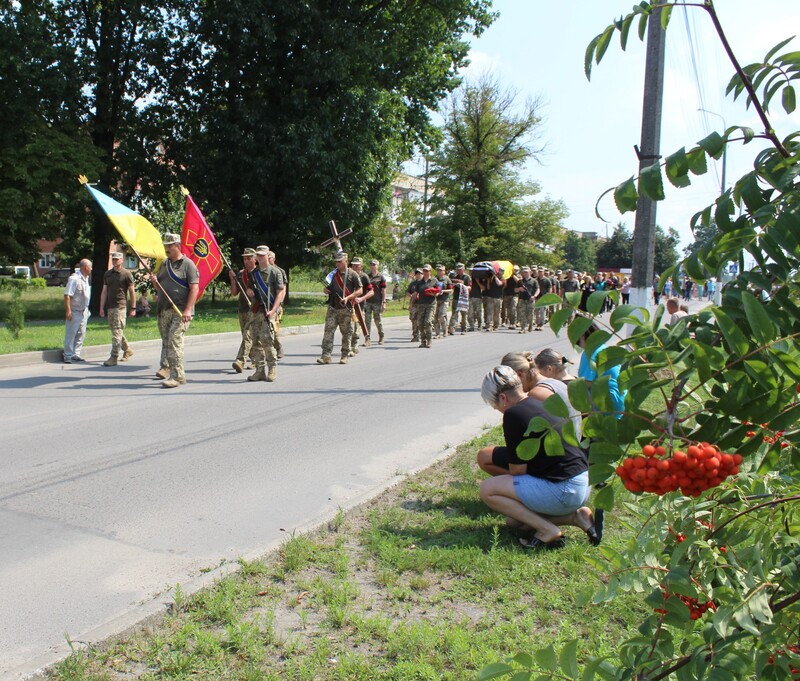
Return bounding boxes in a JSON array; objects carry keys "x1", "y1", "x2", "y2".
[
  {"x1": 481, "y1": 365, "x2": 522, "y2": 408},
  {"x1": 534, "y1": 348, "x2": 572, "y2": 370},
  {"x1": 500, "y1": 351, "x2": 535, "y2": 375}
]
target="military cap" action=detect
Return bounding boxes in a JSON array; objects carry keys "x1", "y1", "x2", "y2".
[
  {"x1": 255, "y1": 245, "x2": 270, "y2": 255},
  {"x1": 162, "y1": 233, "x2": 180, "y2": 246},
  {"x1": 335, "y1": 251, "x2": 348, "y2": 262},
  {"x1": 241, "y1": 247, "x2": 257, "y2": 257},
  {"x1": 351, "y1": 256, "x2": 363, "y2": 265},
  {"x1": 110, "y1": 251, "x2": 123, "y2": 259}
]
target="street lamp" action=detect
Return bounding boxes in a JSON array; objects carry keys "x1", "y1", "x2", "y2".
[{"x1": 698, "y1": 107, "x2": 727, "y2": 193}]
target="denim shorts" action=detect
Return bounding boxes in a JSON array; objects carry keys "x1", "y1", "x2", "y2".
[{"x1": 512, "y1": 471, "x2": 590, "y2": 516}]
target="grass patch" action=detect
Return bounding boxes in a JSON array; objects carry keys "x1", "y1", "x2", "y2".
[
  {"x1": 48, "y1": 429, "x2": 645, "y2": 680},
  {"x1": 0, "y1": 288, "x2": 411, "y2": 355}
]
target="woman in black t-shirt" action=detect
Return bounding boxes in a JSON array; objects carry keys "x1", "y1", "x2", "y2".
[{"x1": 478, "y1": 365, "x2": 602, "y2": 550}]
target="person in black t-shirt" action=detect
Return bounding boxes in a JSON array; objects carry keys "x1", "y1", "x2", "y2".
[{"x1": 477, "y1": 365, "x2": 602, "y2": 550}]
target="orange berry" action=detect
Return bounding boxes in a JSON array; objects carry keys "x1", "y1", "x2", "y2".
[{"x1": 642, "y1": 444, "x2": 656, "y2": 457}]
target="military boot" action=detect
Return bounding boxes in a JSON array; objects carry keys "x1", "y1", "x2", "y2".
[
  {"x1": 378, "y1": 333, "x2": 385, "y2": 345},
  {"x1": 316, "y1": 356, "x2": 332, "y2": 365},
  {"x1": 364, "y1": 337, "x2": 371, "y2": 347},
  {"x1": 231, "y1": 360, "x2": 243, "y2": 373},
  {"x1": 103, "y1": 357, "x2": 118, "y2": 366},
  {"x1": 162, "y1": 378, "x2": 180, "y2": 388},
  {"x1": 266, "y1": 366, "x2": 277, "y2": 382},
  {"x1": 121, "y1": 348, "x2": 134, "y2": 361},
  {"x1": 155, "y1": 367, "x2": 170, "y2": 379},
  {"x1": 339, "y1": 355, "x2": 348, "y2": 364},
  {"x1": 248, "y1": 368, "x2": 267, "y2": 381}
]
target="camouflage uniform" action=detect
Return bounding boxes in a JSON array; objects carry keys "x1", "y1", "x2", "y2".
[
  {"x1": 414, "y1": 268, "x2": 437, "y2": 347},
  {"x1": 269, "y1": 257, "x2": 288, "y2": 359},
  {"x1": 502, "y1": 274, "x2": 519, "y2": 328},
  {"x1": 448, "y1": 270, "x2": 471, "y2": 334},
  {"x1": 467, "y1": 271, "x2": 483, "y2": 331},
  {"x1": 364, "y1": 266, "x2": 387, "y2": 344},
  {"x1": 102, "y1": 263, "x2": 134, "y2": 364},
  {"x1": 319, "y1": 263, "x2": 362, "y2": 363},
  {"x1": 516, "y1": 273, "x2": 538, "y2": 333},
  {"x1": 349, "y1": 263, "x2": 372, "y2": 354},
  {"x1": 250, "y1": 264, "x2": 285, "y2": 378},
  {"x1": 433, "y1": 268, "x2": 451, "y2": 337},
  {"x1": 407, "y1": 272, "x2": 423, "y2": 341},
  {"x1": 535, "y1": 270, "x2": 552, "y2": 329},
  {"x1": 232, "y1": 263, "x2": 256, "y2": 370},
  {"x1": 156, "y1": 255, "x2": 200, "y2": 383}
]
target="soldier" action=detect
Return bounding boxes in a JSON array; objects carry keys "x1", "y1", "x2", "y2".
[
  {"x1": 414, "y1": 264, "x2": 438, "y2": 348},
  {"x1": 230, "y1": 247, "x2": 257, "y2": 373},
  {"x1": 407, "y1": 268, "x2": 423, "y2": 342},
  {"x1": 153, "y1": 233, "x2": 199, "y2": 388},
  {"x1": 268, "y1": 251, "x2": 288, "y2": 359},
  {"x1": 247, "y1": 245, "x2": 286, "y2": 382},
  {"x1": 364, "y1": 259, "x2": 387, "y2": 345},
  {"x1": 534, "y1": 267, "x2": 551, "y2": 331},
  {"x1": 515, "y1": 266, "x2": 538, "y2": 333},
  {"x1": 348, "y1": 256, "x2": 372, "y2": 355},
  {"x1": 62, "y1": 258, "x2": 92, "y2": 363},
  {"x1": 502, "y1": 266, "x2": 520, "y2": 328},
  {"x1": 317, "y1": 251, "x2": 362, "y2": 364},
  {"x1": 467, "y1": 266, "x2": 483, "y2": 332},
  {"x1": 432, "y1": 264, "x2": 452, "y2": 338},
  {"x1": 449, "y1": 263, "x2": 471, "y2": 335},
  {"x1": 99, "y1": 252, "x2": 136, "y2": 366},
  {"x1": 483, "y1": 268, "x2": 504, "y2": 331},
  {"x1": 560, "y1": 269, "x2": 580, "y2": 325}
]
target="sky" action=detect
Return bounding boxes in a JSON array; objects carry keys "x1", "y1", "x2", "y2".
[{"x1": 408, "y1": 0, "x2": 800, "y2": 252}]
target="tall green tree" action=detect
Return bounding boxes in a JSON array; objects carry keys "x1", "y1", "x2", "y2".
[
  {"x1": 159, "y1": 1, "x2": 495, "y2": 270},
  {"x1": 654, "y1": 225, "x2": 680, "y2": 274},
  {"x1": 596, "y1": 222, "x2": 632, "y2": 269},
  {"x1": 561, "y1": 230, "x2": 598, "y2": 273},
  {"x1": 415, "y1": 75, "x2": 564, "y2": 265}
]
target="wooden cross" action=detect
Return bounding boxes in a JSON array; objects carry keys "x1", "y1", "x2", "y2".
[{"x1": 319, "y1": 220, "x2": 353, "y2": 252}]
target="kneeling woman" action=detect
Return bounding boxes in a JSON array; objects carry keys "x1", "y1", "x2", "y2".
[{"x1": 478, "y1": 365, "x2": 600, "y2": 550}]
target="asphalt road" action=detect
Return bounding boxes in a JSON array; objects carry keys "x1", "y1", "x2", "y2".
[{"x1": 0, "y1": 315, "x2": 574, "y2": 679}]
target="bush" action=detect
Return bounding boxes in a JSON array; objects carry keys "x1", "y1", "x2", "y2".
[{"x1": 5, "y1": 288, "x2": 24, "y2": 338}]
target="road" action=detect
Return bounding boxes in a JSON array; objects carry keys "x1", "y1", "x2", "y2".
[{"x1": 0, "y1": 316, "x2": 573, "y2": 679}]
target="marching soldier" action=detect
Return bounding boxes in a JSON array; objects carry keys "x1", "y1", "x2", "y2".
[
  {"x1": 534, "y1": 266, "x2": 551, "y2": 331},
  {"x1": 348, "y1": 256, "x2": 372, "y2": 355},
  {"x1": 407, "y1": 268, "x2": 423, "y2": 342},
  {"x1": 100, "y1": 251, "x2": 136, "y2": 366},
  {"x1": 153, "y1": 233, "x2": 199, "y2": 388},
  {"x1": 467, "y1": 266, "x2": 483, "y2": 332},
  {"x1": 415, "y1": 264, "x2": 438, "y2": 348},
  {"x1": 502, "y1": 266, "x2": 520, "y2": 329},
  {"x1": 433, "y1": 264, "x2": 452, "y2": 338},
  {"x1": 448, "y1": 263, "x2": 471, "y2": 335},
  {"x1": 230, "y1": 247, "x2": 257, "y2": 373},
  {"x1": 318, "y1": 251, "x2": 362, "y2": 364},
  {"x1": 364, "y1": 259, "x2": 387, "y2": 345},
  {"x1": 515, "y1": 266, "x2": 538, "y2": 333},
  {"x1": 268, "y1": 251, "x2": 288, "y2": 359},
  {"x1": 247, "y1": 245, "x2": 285, "y2": 382}
]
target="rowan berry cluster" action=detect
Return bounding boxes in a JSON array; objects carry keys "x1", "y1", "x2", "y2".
[
  {"x1": 654, "y1": 590, "x2": 716, "y2": 620},
  {"x1": 743, "y1": 421, "x2": 790, "y2": 448},
  {"x1": 616, "y1": 443, "x2": 743, "y2": 496},
  {"x1": 767, "y1": 645, "x2": 800, "y2": 675}
]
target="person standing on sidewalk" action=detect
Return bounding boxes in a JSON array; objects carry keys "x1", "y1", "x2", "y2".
[
  {"x1": 99, "y1": 252, "x2": 136, "y2": 366},
  {"x1": 63, "y1": 259, "x2": 92, "y2": 363},
  {"x1": 153, "y1": 233, "x2": 199, "y2": 388}
]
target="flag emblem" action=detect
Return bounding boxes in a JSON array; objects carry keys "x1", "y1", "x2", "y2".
[{"x1": 192, "y1": 238, "x2": 211, "y2": 259}]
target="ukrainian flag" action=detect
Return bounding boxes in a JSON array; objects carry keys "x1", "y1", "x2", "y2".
[{"x1": 82, "y1": 181, "x2": 166, "y2": 261}]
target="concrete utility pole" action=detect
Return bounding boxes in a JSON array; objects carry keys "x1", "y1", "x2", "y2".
[{"x1": 630, "y1": 6, "x2": 667, "y2": 309}]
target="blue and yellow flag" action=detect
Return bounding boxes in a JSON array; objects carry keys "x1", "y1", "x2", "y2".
[{"x1": 81, "y1": 179, "x2": 166, "y2": 262}]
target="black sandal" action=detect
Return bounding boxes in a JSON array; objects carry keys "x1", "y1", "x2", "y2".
[
  {"x1": 520, "y1": 535, "x2": 566, "y2": 551},
  {"x1": 585, "y1": 509, "x2": 604, "y2": 547}
]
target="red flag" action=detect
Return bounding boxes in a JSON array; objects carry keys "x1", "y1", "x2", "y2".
[{"x1": 180, "y1": 194, "x2": 223, "y2": 299}]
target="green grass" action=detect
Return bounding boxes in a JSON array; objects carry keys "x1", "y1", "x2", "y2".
[
  {"x1": 0, "y1": 287, "x2": 411, "y2": 355},
  {"x1": 47, "y1": 429, "x2": 645, "y2": 680}
]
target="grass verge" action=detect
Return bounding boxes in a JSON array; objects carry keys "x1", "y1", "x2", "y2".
[
  {"x1": 0, "y1": 290, "x2": 411, "y2": 355},
  {"x1": 48, "y1": 428, "x2": 643, "y2": 680}
]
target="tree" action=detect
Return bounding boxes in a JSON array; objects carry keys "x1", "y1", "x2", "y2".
[
  {"x1": 561, "y1": 231, "x2": 598, "y2": 273},
  {"x1": 159, "y1": 1, "x2": 495, "y2": 271},
  {"x1": 596, "y1": 223, "x2": 632, "y2": 269},
  {"x1": 481, "y1": 2, "x2": 800, "y2": 679},
  {"x1": 418, "y1": 75, "x2": 565, "y2": 265},
  {"x1": 683, "y1": 220, "x2": 718, "y2": 259},
  {"x1": 654, "y1": 225, "x2": 680, "y2": 275}
]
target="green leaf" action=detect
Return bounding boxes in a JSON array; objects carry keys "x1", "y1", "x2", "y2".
[
  {"x1": 586, "y1": 291, "x2": 608, "y2": 317},
  {"x1": 476, "y1": 662, "x2": 516, "y2": 680},
  {"x1": 535, "y1": 293, "x2": 562, "y2": 307},
  {"x1": 686, "y1": 146, "x2": 708, "y2": 175},
  {"x1": 683, "y1": 252, "x2": 705, "y2": 280},
  {"x1": 595, "y1": 26, "x2": 614, "y2": 65},
  {"x1": 637, "y1": 11, "x2": 648, "y2": 41},
  {"x1": 549, "y1": 308, "x2": 572, "y2": 335},
  {"x1": 619, "y1": 14, "x2": 634, "y2": 50},
  {"x1": 568, "y1": 378, "x2": 593, "y2": 413},
  {"x1": 584, "y1": 35, "x2": 600, "y2": 80},
  {"x1": 516, "y1": 437, "x2": 542, "y2": 462},
  {"x1": 567, "y1": 315, "x2": 595, "y2": 346},
  {"x1": 638, "y1": 161, "x2": 665, "y2": 201},
  {"x1": 559, "y1": 640, "x2": 580, "y2": 679},
  {"x1": 783, "y1": 84, "x2": 796, "y2": 113},
  {"x1": 534, "y1": 645, "x2": 558, "y2": 672},
  {"x1": 764, "y1": 36, "x2": 795, "y2": 62},
  {"x1": 741, "y1": 290, "x2": 776, "y2": 347},
  {"x1": 544, "y1": 429, "x2": 565, "y2": 456},
  {"x1": 524, "y1": 416, "x2": 551, "y2": 436},
  {"x1": 543, "y1": 393, "x2": 570, "y2": 419},
  {"x1": 711, "y1": 308, "x2": 750, "y2": 358},
  {"x1": 589, "y1": 463, "x2": 616, "y2": 486},
  {"x1": 594, "y1": 483, "x2": 616, "y2": 511},
  {"x1": 614, "y1": 176, "x2": 638, "y2": 213},
  {"x1": 665, "y1": 147, "x2": 691, "y2": 188},
  {"x1": 698, "y1": 131, "x2": 725, "y2": 160},
  {"x1": 510, "y1": 653, "x2": 534, "y2": 669},
  {"x1": 734, "y1": 172, "x2": 766, "y2": 212},
  {"x1": 659, "y1": 5, "x2": 672, "y2": 30}
]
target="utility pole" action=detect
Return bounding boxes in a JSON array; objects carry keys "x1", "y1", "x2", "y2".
[{"x1": 630, "y1": 6, "x2": 667, "y2": 309}]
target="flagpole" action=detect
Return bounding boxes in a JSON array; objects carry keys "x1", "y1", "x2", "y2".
[{"x1": 127, "y1": 242, "x2": 183, "y2": 317}]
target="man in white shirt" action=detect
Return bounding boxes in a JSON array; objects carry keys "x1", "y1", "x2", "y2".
[{"x1": 63, "y1": 259, "x2": 92, "y2": 363}]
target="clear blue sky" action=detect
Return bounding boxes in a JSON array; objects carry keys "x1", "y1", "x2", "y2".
[{"x1": 410, "y1": 1, "x2": 800, "y2": 252}]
